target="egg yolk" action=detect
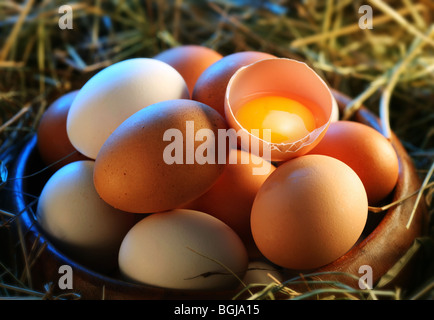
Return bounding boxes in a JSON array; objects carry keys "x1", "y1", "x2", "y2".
[{"x1": 235, "y1": 95, "x2": 316, "y2": 143}]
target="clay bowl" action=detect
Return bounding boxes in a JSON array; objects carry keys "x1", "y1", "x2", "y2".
[{"x1": 4, "y1": 90, "x2": 428, "y2": 300}]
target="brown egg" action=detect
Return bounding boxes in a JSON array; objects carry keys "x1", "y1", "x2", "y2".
[
  {"x1": 307, "y1": 120, "x2": 400, "y2": 205},
  {"x1": 251, "y1": 155, "x2": 368, "y2": 270},
  {"x1": 181, "y1": 149, "x2": 276, "y2": 258},
  {"x1": 37, "y1": 91, "x2": 88, "y2": 171},
  {"x1": 154, "y1": 45, "x2": 223, "y2": 97},
  {"x1": 94, "y1": 99, "x2": 228, "y2": 214},
  {"x1": 192, "y1": 51, "x2": 276, "y2": 118}
]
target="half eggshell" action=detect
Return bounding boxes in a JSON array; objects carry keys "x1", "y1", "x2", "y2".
[{"x1": 224, "y1": 58, "x2": 338, "y2": 162}]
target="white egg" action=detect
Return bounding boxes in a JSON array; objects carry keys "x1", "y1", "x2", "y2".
[
  {"x1": 36, "y1": 160, "x2": 137, "y2": 272},
  {"x1": 67, "y1": 58, "x2": 189, "y2": 159},
  {"x1": 118, "y1": 209, "x2": 249, "y2": 290},
  {"x1": 242, "y1": 260, "x2": 283, "y2": 286}
]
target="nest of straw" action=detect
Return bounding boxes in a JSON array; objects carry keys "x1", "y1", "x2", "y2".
[{"x1": 0, "y1": 0, "x2": 433, "y2": 300}]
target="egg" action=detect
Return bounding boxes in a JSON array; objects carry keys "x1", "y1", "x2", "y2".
[
  {"x1": 118, "y1": 209, "x2": 249, "y2": 290},
  {"x1": 154, "y1": 45, "x2": 223, "y2": 97},
  {"x1": 192, "y1": 51, "x2": 276, "y2": 118},
  {"x1": 181, "y1": 148, "x2": 275, "y2": 258},
  {"x1": 67, "y1": 58, "x2": 189, "y2": 159},
  {"x1": 307, "y1": 120, "x2": 400, "y2": 205},
  {"x1": 37, "y1": 90, "x2": 88, "y2": 171},
  {"x1": 225, "y1": 58, "x2": 337, "y2": 162},
  {"x1": 93, "y1": 99, "x2": 228, "y2": 214},
  {"x1": 242, "y1": 260, "x2": 283, "y2": 286},
  {"x1": 250, "y1": 154, "x2": 368, "y2": 270},
  {"x1": 243, "y1": 260, "x2": 284, "y2": 285},
  {"x1": 36, "y1": 160, "x2": 137, "y2": 273}
]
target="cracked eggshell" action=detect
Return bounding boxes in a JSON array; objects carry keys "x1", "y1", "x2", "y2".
[
  {"x1": 118, "y1": 209, "x2": 249, "y2": 290},
  {"x1": 225, "y1": 58, "x2": 338, "y2": 162},
  {"x1": 67, "y1": 58, "x2": 189, "y2": 159}
]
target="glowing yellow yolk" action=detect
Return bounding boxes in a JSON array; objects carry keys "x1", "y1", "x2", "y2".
[{"x1": 235, "y1": 95, "x2": 316, "y2": 143}]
